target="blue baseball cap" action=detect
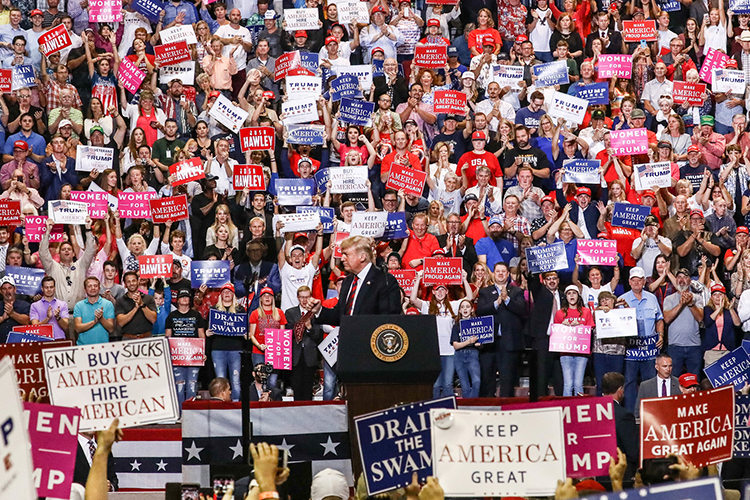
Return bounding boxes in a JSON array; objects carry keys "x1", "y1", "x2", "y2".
[
  {"x1": 447, "y1": 46, "x2": 458, "y2": 57},
  {"x1": 488, "y1": 215, "x2": 503, "y2": 226}
]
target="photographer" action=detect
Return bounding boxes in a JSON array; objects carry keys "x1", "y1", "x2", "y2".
[{"x1": 250, "y1": 362, "x2": 283, "y2": 402}]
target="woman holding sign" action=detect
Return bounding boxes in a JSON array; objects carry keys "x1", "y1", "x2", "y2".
[
  {"x1": 703, "y1": 284, "x2": 740, "y2": 366},
  {"x1": 450, "y1": 299, "x2": 482, "y2": 398},
  {"x1": 554, "y1": 284, "x2": 594, "y2": 396},
  {"x1": 248, "y1": 287, "x2": 285, "y2": 391},
  {"x1": 592, "y1": 291, "x2": 626, "y2": 395},
  {"x1": 206, "y1": 283, "x2": 247, "y2": 401}
]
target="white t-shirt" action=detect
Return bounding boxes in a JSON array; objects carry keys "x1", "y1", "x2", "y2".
[
  {"x1": 208, "y1": 157, "x2": 239, "y2": 197},
  {"x1": 429, "y1": 187, "x2": 463, "y2": 216},
  {"x1": 215, "y1": 24, "x2": 253, "y2": 71},
  {"x1": 581, "y1": 283, "x2": 613, "y2": 309},
  {"x1": 420, "y1": 300, "x2": 462, "y2": 355},
  {"x1": 528, "y1": 8, "x2": 554, "y2": 53},
  {"x1": 703, "y1": 23, "x2": 726, "y2": 53},
  {"x1": 318, "y1": 41, "x2": 354, "y2": 64},
  {"x1": 632, "y1": 236, "x2": 672, "y2": 276},
  {"x1": 280, "y1": 262, "x2": 316, "y2": 311}
]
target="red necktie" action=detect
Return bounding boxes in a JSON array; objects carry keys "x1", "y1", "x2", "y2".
[
  {"x1": 452, "y1": 236, "x2": 457, "y2": 256},
  {"x1": 661, "y1": 379, "x2": 667, "y2": 397},
  {"x1": 294, "y1": 309, "x2": 314, "y2": 344},
  {"x1": 346, "y1": 276, "x2": 359, "y2": 315}
]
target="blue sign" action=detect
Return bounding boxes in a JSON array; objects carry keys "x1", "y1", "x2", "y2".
[
  {"x1": 525, "y1": 241, "x2": 569, "y2": 274},
  {"x1": 704, "y1": 346, "x2": 750, "y2": 389},
  {"x1": 625, "y1": 334, "x2": 659, "y2": 361},
  {"x1": 380, "y1": 212, "x2": 408, "y2": 240},
  {"x1": 576, "y1": 82, "x2": 609, "y2": 105},
  {"x1": 355, "y1": 397, "x2": 456, "y2": 495},
  {"x1": 735, "y1": 394, "x2": 750, "y2": 457},
  {"x1": 287, "y1": 124, "x2": 326, "y2": 145},
  {"x1": 131, "y1": 0, "x2": 165, "y2": 22},
  {"x1": 190, "y1": 260, "x2": 231, "y2": 288},
  {"x1": 12, "y1": 65, "x2": 36, "y2": 90},
  {"x1": 372, "y1": 59, "x2": 384, "y2": 77},
  {"x1": 339, "y1": 98, "x2": 375, "y2": 126},
  {"x1": 208, "y1": 309, "x2": 248, "y2": 336},
  {"x1": 611, "y1": 202, "x2": 650, "y2": 230},
  {"x1": 300, "y1": 52, "x2": 319, "y2": 72},
  {"x1": 6, "y1": 331, "x2": 52, "y2": 343},
  {"x1": 459, "y1": 316, "x2": 495, "y2": 344},
  {"x1": 532, "y1": 60, "x2": 569, "y2": 87},
  {"x1": 596, "y1": 478, "x2": 722, "y2": 500},
  {"x1": 298, "y1": 206, "x2": 334, "y2": 233},
  {"x1": 5, "y1": 266, "x2": 44, "y2": 296},
  {"x1": 730, "y1": 0, "x2": 750, "y2": 12},
  {"x1": 659, "y1": 0, "x2": 681, "y2": 10},
  {"x1": 314, "y1": 168, "x2": 329, "y2": 194},
  {"x1": 331, "y1": 75, "x2": 364, "y2": 101},
  {"x1": 563, "y1": 159, "x2": 601, "y2": 184},
  {"x1": 276, "y1": 178, "x2": 315, "y2": 205}
]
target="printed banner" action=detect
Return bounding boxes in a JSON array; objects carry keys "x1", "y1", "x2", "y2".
[
  {"x1": 69, "y1": 191, "x2": 108, "y2": 219},
  {"x1": 576, "y1": 239, "x2": 617, "y2": 266},
  {"x1": 287, "y1": 124, "x2": 326, "y2": 145},
  {"x1": 0, "y1": 69, "x2": 11, "y2": 93},
  {"x1": 337, "y1": 0, "x2": 370, "y2": 23},
  {"x1": 633, "y1": 161, "x2": 673, "y2": 190},
  {"x1": 89, "y1": 0, "x2": 122, "y2": 22},
  {"x1": 390, "y1": 269, "x2": 417, "y2": 295},
  {"x1": 591, "y1": 478, "x2": 722, "y2": 500},
  {"x1": 275, "y1": 212, "x2": 321, "y2": 233},
  {"x1": 131, "y1": 0, "x2": 165, "y2": 22},
  {"x1": 422, "y1": 257, "x2": 463, "y2": 286},
  {"x1": 7, "y1": 332, "x2": 52, "y2": 343},
  {"x1": 169, "y1": 157, "x2": 205, "y2": 186},
  {"x1": 299, "y1": 206, "x2": 334, "y2": 233},
  {"x1": 0, "y1": 357, "x2": 36, "y2": 500},
  {"x1": 350, "y1": 211, "x2": 388, "y2": 238},
  {"x1": 284, "y1": 8, "x2": 320, "y2": 30},
  {"x1": 598, "y1": 54, "x2": 632, "y2": 79},
  {"x1": 562, "y1": 159, "x2": 601, "y2": 184},
  {"x1": 38, "y1": 24, "x2": 72, "y2": 56},
  {"x1": 285, "y1": 74, "x2": 322, "y2": 97},
  {"x1": 240, "y1": 126, "x2": 275, "y2": 152},
  {"x1": 274, "y1": 51, "x2": 302, "y2": 81},
  {"x1": 330, "y1": 166, "x2": 368, "y2": 193},
  {"x1": 356, "y1": 397, "x2": 457, "y2": 495},
  {"x1": 594, "y1": 308, "x2": 638, "y2": 339},
  {"x1": 525, "y1": 241, "x2": 569, "y2": 274},
  {"x1": 330, "y1": 74, "x2": 363, "y2": 102},
  {"x1": 12, "y1": 325, "x2": 53, "y2": 339},
  {"x1": 549, "y1": 324, "x2": 591, "y2": 354},
  {"x1": 332, "y1": 230, "x2": 349, "y2": 259},
  {"x1": 532, "y1": 60, "x2": 569, "y2": 87},
  {"x1": 458, "y1": 316, "x2": 494, "y2": 344},
  {"x1": 209, "y1": 94, "x2": 249, "y2": 133},
  {"x1": 75, "y1": 145, "x2": 114, "y2": 172},
  {"x1": 318, "y1": 330, "x2": 339, "y2": 366},
  {"x1": 712, "y1": 68, "x2": 746, "y2": 94},
  {"x1": 25, "y1": 215, "x2": 63, "y2": 242},
  {"x1": 381, "y1": 212, "x2": 409, "y2": 240},
  {"x1": 117, "y1": 192, "x2": 158, "y2": 219},
  {"x1": 730, "y1": 0, "x2": 750, "y2": 13},
  {"x1": 118, "y1": 57, "x2": 146, "y2": 94},
  {"x1": 282, "y1": 98, "x2": 319, "y2": 126},
  {"x1": 0, "y1": 200, "x2": 20, "y2": 224},
  {"x1": 159, "y1": 24, "x2": 197, "y2": 45},
  {"x1": 4, "y1": 265, "x2": 44, "y2": 295},
  {"x1": 42, "y1": 338, "x2": 179, "y2": 431},
  {"x1": 149, "y1": 194, "x2": 189, "y2": 223},
  {"x1": 0, "y1": 339, "x2": 72, "y2": 401},
  {"x1": 386, "y1": 163, "x2": 427, "y2": 197},
  {"x1": 168, "y1": 338, "x2": 205, "y2": 367},
  {"x1": 190, "y1": 260, "x2": 231, "y2": 288},
  {"x1": 622, "y1": 20, "x2": 657, "y2": 42},
  {"x1": 433, "y1": 90, "x2": 467, "y2": 115},
  {"x1": 158, "y1": 61, "x2": 195, "y2": 85},
  {"x1": 11, "y1": 65, "x2": 36, "y2": 90},
  {"x1": 548, "y1": 92, "x2": 588, "y2": 125},
  {"x1": 339, "y1": 98, "x2": 376, "y2": 126},
  {"x1": 299, "y1": 52, "x2": 319, "y2": 72},
  {"x1": 276, "y1": 178, "x2": 315, "y2": 205},
  {"x1": 138, "y1": 254, "x2": 173, "y2": 278},
  {"x1": 154, "y1": 41, "x2": 191, "y2": 66},
  {"x1": 492, "y1": 64, "x2": 524, "y2": 90},
  {"x1": 233, "y1": 165, "x2": 266, "y2": 190},
  {"x1": 333, "y1": 65, "x2": 374, "y2": 91},
  {"x1": 265, "y1": 328, "x2": 293, "y2": 370},
  {"x1": 611, "y1": 202, "x2": 650, "y2": 229},
  {"x1": 672, "y1": 81, "x2": 706, "y2": 105},
  {"x1": 413, "y1": 45, "x2": 447, "y2": 68},
  {"x1": 48, "y1": 200, "x2": 88, "y2": 225},
  {"x1": 704, "y1": 346, "x2": 750, "y2": 389},
  {"x1": 700, "y1": 48, "x2": 729, "y2": 84},
  {"x1": 640, "y1": 385, "x2": 734, "y2": 467},
  {"x1": 575, "y1": 82, "x2": 609, "y2": 105},
  {"x1": 625, "y1": 335, "x2": 660, "y2": 361},
  {"x1": 734, "y1": 394, "x2": 750, "y2": 457},
  {"x1": 610, "y1": 128, "x2": 648, "y2": 156},
  {"x1": 208, "y1": 310, "x2": 248, "y2": 336}
]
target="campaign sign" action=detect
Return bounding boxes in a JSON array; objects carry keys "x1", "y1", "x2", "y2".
[
  {"x1": 287, "y1": 124, "x2": 326, "y2": 145},
  {"x1": 704, "y1": 346, "x2": 750, "y2": 389},
  {"x1": 25, "y1": 216, "x2": 63, "y2": 243},
  {"x1": 622, "y1": 20, "x2": 657, "y2": 42},
  {"x1": 158, "y1": 61, "x2": 195, "y2": 85},
  {"x1": 285, "y1": 74, "x2": 322, "y2": 97},
  {"x1": 159, "y1": 25, "x2": 197, "y2": 45},
  {"x1": 297, "y1": 206, "x2": 334, "y2": 233},
  {"x1": 284, "y1": 8, "x2": 319, "y2": 30},
  {"x1": 413, "y1": 45, "x2": 447, "y2": 68},
  {"x1": 265, "y1": 329, "x2": 292, "y2": 370},
  {"x1": 275, "y1": 212, "x2": 321, "y2": 233},
  {"x1": 381, "y1": 212, "x2": 409, "y2": 240},
  {"x1": 118, "y1": 57, "x2": 146, "y2": 94},
  {"x1": 548, "y1": 92, "x2": 588, "y2": 125},
  {"x1": 118, "y1": 192, "x2": 158, "y2": 219},
  {"x1": 75, "y1": 145, "x2": 114, "y2": 173},
  {"x1": 274, "y1": 51, "x2": 301, "y2": 81},
  {"x1": 731, "y1": 0, "x2": 750, "y2": 13},
  {"x1": 282, "y1": 98, "x2": 319, "y2": 126},
  {"x1": 138, "y1": 255, "x2": 173, "y2": 279},
  {"x1": 11, "y1": 65, "x2": 36, "y2": 90},
  {"x1": 276, "y1": 179, "x2": 315, "y2": 206},
  {"x1": 318, "y1": 330, "x2": 339, "y2": 366},
  {"x1": 610, "y1": 128, "x2": 648, "y2": 156},
  {"x1": 337, "y1": 0, "x2": 370, "y2": 23},
  {"x1": 356, "y1": 397, "x2": 457, "y2": 495},
  {"x1": 149, "y1": 194, "x2": 189, "y2": 223},
  {"x1": 233, "y1": 165, "x2": 266, "y2": 190},
  {"x1": 48, "y1": 200, "x2": 88, "y2": 225},
  {"x1": 0, "y1": 69, "x2": 11, "y2": 93},
  {"x1": 549, "y1": 324, "x2": 591, "y2": 354},
  {"x1": 334, "y1": 65, "x2": 373, "y2": 91},
  {"x1": 25, "y1": 401, "x2": 79, "y2": 498},
  {"x1": 70, "y1": 191, "x2": 108, "y2": 219},
  {"x1": 594, "y1": 308, "x2": 638, "y2": 339},
  {"x1": 611, "y1": 202, "x2": 650, "y2": 230},
  {"x1": 503, "y1": 397, "x2": 618, "y2": 478},
  {"x1": 390, "y1": 269, "x2": 417, "y2": 295},
  {"x1": 314, "y1": 167, "x2": 328, "y2": 194},
  {"x1": 492, "y1": 64, "x2": 524, "y2": 90},
  {"x1": 562, "y1": 159, "x2": 601, "y2": 184},
  {"x1": 525, "y1": 241, "x2": 569, "y2": 274},
  {"x1": 633, "y1": 161, "x2": 673, "y2": 190},
  {"x1": 0, "y1": 200, "x2": 20, "y2": 224},
  {"x1": 190, "y1": 260, "x2": 231, "y2": 288},
  {"x1": 12, "y1": 325, "x2": 53, "y2": 339},
  {"x1": 332, "y1": 230, "x2": 349, "y2": 259},
  {"x1": 576, "y1": 239, "x2": 617, "y2": 266},
  {"x1": 350, "y1": 211, "x2": 388, "y2": 238},
  {"x1": 5, "y1": 266, "x2": 44, "y2": 295},
  {"x1": 0, "y1": 339, "x2": 72, "y2": 401},
  {"x1": 712, "y1": 68, "x2": 746, "y2": 94},
  {"x1": 168, "y1": 338, "x2": 205, "y2": 367},
  {"x1": 598, "y1": 54, "x2": 632, "y2": 79},
  {"x1": 0, "y1": 357, "x2": 36, "y2": 499},
  {"x1": 672, "y1": 81, "x2": 706, "y2": 105},
  {"x1": 433, "y1": 90, "x2": 467, "y2": 115},
  {"x1": 422, "y1": 257, "x2": 462, "y2": 286},
  {"x1": 131, "y1": 0, "x2": 165, "y2": 22},
  {"x1": 330, "y1": 166, "x2": 368, "y2": 193},
  {"x1": 42, "y1": 338, "x2": 179, "y2": 431},
  {"x1": 459, "y1": 316, "x2": 494, "y2": 344},
  {"x1": 386, "y1": 163, "x2": 427, "y2": 197},
  {"x1": 209, "y1": 94, "x2": 249, "y2": 133},
  {"x1": 208, "y1": 310, "x2": 248, "y2": 336},
  {"x1": 6, "y1": 332, "x2": 52, "y2": 343},
  {"x1": 700, "y1": 48, "x2": 729, "y2": 84},
  {"x1": 169, "y1": 157, "x2": 205, "y2": 186},
  {"x1": 330, "y1": 74, "x2": 363, "y2": 101},
  {"x1": 576, "y1": 82, "x2": 609, "y2": 105},
  {"x1": 240, "y1": 126, "x2": 275, "y2": 152},
  {"x1": 431, "y1": 407, "x2": 565, "y2": 497},
  {"x1": 299, "y1": 52, "x2": 318, "y2": 72},
  {"x1": 532, "y1": 60, "x2": 569, "y2": 87},
  {"x1": 640, "y1": 385, "x2": 734, "y2": 467},
  {"x1": 595, "y1": 478, "x2": 722, "y2": 500},
  {"x1": 39, "y1": 24, "x2": 72, "y2": 56},
  {"x1": 659, "y1": 0, "x2": 682, "y2": 10},
  {"x1": 154, "y1": 41, "x2": 191, "y2": 67},
  {"x1": 89, "y1": 0, "x2": 122, "y2": 22},
  {"x1": 625, "y1": 335, "x2": 659, "y2": 361},
  {"x1": 734, "y1": 394, "x2": 750, "y2": 457},
  {"x1": 339, "y1": 98, "x2": 376, "y2": 126}
]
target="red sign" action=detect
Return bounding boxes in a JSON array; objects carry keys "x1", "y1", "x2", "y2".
[
  {"x1": 286, "y1": 66, "x2": 316, "y2": 77},
  {"x1": 0, "y1": 200, "x2": 21, "y2": 224},
  {"x1": 434, "y1": 90, "x2": 467, "y2": 114},
  {"x1": 673, "y1": 81, "x2": 707, "y2": 106},
  {"x1": 422, "y1": 257, "x2": 463, "y2": 285},
  {"x1": 274, "y1": 51, "x2": 301, "y2": 81},
  {"x1": 640, "y1": 385, "x2": 734, "y2": 467},
  {"x1": 70, "y1": 190, "x2": 108, "y2": 219},
  {"x1": 12, "y1": 325, "x2": 54, "y2": 339},
  {"x1": 138, "y1": 254, "x2": 173, "y2": 278},
  {"x1": 333, "y1": 231, "x2": 349, "y2": 259},
  {"x1": 154, "y1": 40, "x2": 191, "y2": 66},
  {"x1": 0, "y1": 340, "x2": 72, "y2": 401},
  {"x1": 169, "y1": 157, "x2": 205, "y2": 186},
  {"x1": 169, "y1": 337, "x2": 206, "y2": 366},
  {"x1": 25, "y1": 215, "x2": 64, "y2": 242},
  {"x1": 183, "y1": 85, "x2": 196, "y2": 102},
  {"x1": 622, "y1": 20, "x2": 657, "y2": 42},
  {"x1": 240, "y1": 126, "x2": 275, "y2": 152},
  {"x1": 38, "y1": 24, "x2": 72, "y2": 56},
  {"x1": 386, "y1": 163, "x2": 427, "y2": 197},
  {"x1": 390, "y1": 269, "x2": 417, "y2": 295},
  {"x1": 149, "y1": 194, "x2": 189, "y2": 223},
  {"x1": 0, "y1": 69, "x2": 10, "y2": 93},
  {"x1": 413, "y1": 45, "x2": 448, "y2": 68},
  {"x1": 233, "y1": 164, "x2": 266, "y2": 190}
]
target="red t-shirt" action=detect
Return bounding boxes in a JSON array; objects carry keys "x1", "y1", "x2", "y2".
[
  {"x1": 597, "y1": 149, "x2": 633, "y2": 185},
  {"x1": 126, "y1": 53, "x2": 156, "y2": 75},
  {"x1": 248, "y1": 308, "x2": 287, "y2": 354},
  {"x1": 290, "y1": 152, "x2": 321, "y2": 177},
  {"x1": 461, "y1": 214, "x2": 487, "y2": 243},
  {"x1": 456, "y1": 150, "x2": 502, "y2": 187},
  {"x1": 381, "y1": 150, "x2": 422, "y2": 176},
  {"x1": 402, "y1": 232, "x2": 440, "y2": 270},
  {"x1": 468, "y1": 28, "x2": 502, "y2": 52},
  {"x1": 605, "y1": 221, "x2": 639, "y2": 267}
]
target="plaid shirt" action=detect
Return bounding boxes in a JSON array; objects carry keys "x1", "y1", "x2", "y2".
[
  {"x1": 43, "y1": 80, "x2": 83, "y2": 114},
  {"x1": 495, "y1": 212, "x2": 531, "y2": 249}
]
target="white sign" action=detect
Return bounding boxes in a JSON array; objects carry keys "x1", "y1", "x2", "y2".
[
  {"x1": 492, "y1": 64, "x2": 524, "y2": 90},
  {"x1": 350, "y1": 211, "x2": 388, "y2": 238},
  {"x1": 333, "y1": 65, "x2": 373, "y2": 91},
  {"x1": 318, "y1": 329, "x2": 339, "y2": 367},
  {"x1": 89, "y1": 181, "x2": 118, "y2": 211},
  {"x1": 284, "y1": 8, "x2": 320, "y2": 30},
  {"x1": 633, "y1": 161, "x2": 673, "y2": 190},
  {"x1": 285, "y1": 74, "x2": 322, "y2": 98},
  {"x1": 159, "y1": 24, "x2": 197, "y2": 45},
  {"x1": 712, "y1": 68, "x2": 746, "y2": 94},
  {"x1": 430, "y1": 408, "x2": 566, "y2": 497},
  {"x1": 0, "y1": 357, "x2": 36, "y2": 500},
  {"x1": 159, "y1": 61, "x2": 195, "y2": 85},
  {"x1": 330, "y1": 166, "x2": 368, "y2": 193},
  {"x1": 274, "y1": 212, "x2": 322, "y2": 233},
  {"x1": 594, "y1": 308, "x2": 638, "y2": 339},
  {"x1": 338, "y1": 1, "x2": 370, "y2": 23},
  {"x1": 42, "y1": 338, "x2": 180, "y2": 431},
  {"x1": 75, "y1": 145, "x2": 114, "y2": 172},
  {"x1": 48, "y1": 200, "x2": 88, "y2": 224},
  {"x1": 209, "y1": 93, "x2": 249, "y2": 133},
  {"x1": 547, "y1": 91, "x2": 588, "y2": 125},
  {"x1": 282, "y1": 98, "x2": 319, "y2": 125}
]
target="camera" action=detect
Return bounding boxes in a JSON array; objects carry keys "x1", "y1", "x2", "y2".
[{"x1": 254, "y1": 362, "x2": 274, "y2": 393}]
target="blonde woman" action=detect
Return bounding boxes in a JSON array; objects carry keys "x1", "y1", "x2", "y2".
[
  {"x1": 469, "y1": 262, "x2": 494, "y2": 299},
  {"x1": 206, "y1": 282, "x2": 246, "y2": 401},
  {"x1": 248, "y1": 287, "x2": 285, "y2": 389},
  {"x1": 428, "y1": 142, "x2": 456, "y2": 191},
  {"x1": 426, "y1": 200, "x2": 448, "y2": 236},
  {"x1": 206, "y1": 204, "x2": 239, "y2": 249},
  {"x1": 731, "y1": 249, "x2": 750, "y2": 297},
  {"x1": 113, "y1": 212, "x2": 161, "y2": 272}
]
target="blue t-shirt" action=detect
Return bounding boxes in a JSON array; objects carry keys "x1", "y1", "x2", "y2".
[
  {"x1": 434, "y1": 130, "x2": 467, "y2": 163},
  {"x1": 74, "y1": 296, "x2": 115, "y2": 345},
  {"x1": 475, "y1": 237, "x2": 517, "y2": 270},
  {"x1": 515, "y1": 107, "x2": 546, "y2": 135},
  {"x1": 4, "y1": 131, "x2": 45, "y2": 157}
]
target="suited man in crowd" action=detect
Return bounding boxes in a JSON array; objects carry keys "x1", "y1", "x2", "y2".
[
  {"x1": 528, "y1": 270, "x2": 564, "y2": 398},
  {"x1": 602, "y1": 372, "x2": 639, "y2": 487},
  {"x1": 585, "y1": 11, "x2": 624, "y2": 56},
  {"x1": 634, "y1": 353, "x2": 680, "y2": 419},
  {"x1": 233, "y1": 239, "x2": 281, "y2": 312},
  {"x1": 285, "y1": 286, "x2": 324, "y2": 401},
  {"x1": 476, "y1": 262, "x2": 528, "y2": 397},
  {"x1": 437, "y1": 213, "x2": 478, "y2": 275},
  {"x1": 556, "y1": 186, "x2": 605, "y2": 240},
  {"x1": 73, "y1": 431, "x2": 119, "y2": 491}
]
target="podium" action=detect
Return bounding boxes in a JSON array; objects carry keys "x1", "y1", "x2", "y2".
[{"x1": 339, "y1": 315, "x2": 441, "y2": 477}]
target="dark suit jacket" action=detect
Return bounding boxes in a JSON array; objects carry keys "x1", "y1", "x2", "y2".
[
  {"x1": 585, "y1": 28, "x2": 624, "y2": 57},
  {"x1": 73, "y1": 442, "x2": 119, "y2": 490},
  {"x1": 372, "y1": 75, "x2": 410, "y2": 110},
  {"x1": 556, "y1": 185, "x2": 607, "y2": 239},
  {"x1": 634, "y1": 375, "x2": 681, "y2": 419},
  {"x1": 528, "y1": 275, "x2": 564, "y2": 349},
  {"x1": 248, "y1": 382, "x2": 283, "y2": 401},
  {"x1": 316, "y1": 265, "x2": 401, "y2": 326},
  {"x1": 285, "y1": 306, "x2": 324, "y2": 367},
  {"x1": 476, "y1": 284, "x2": 528, "y2": 352},
  {"x1": 437, "y1": 233, "x2": 478, "y2": 274},
  {"x1": 614, "y1": 399, "x2": 640, "y2": 482}
]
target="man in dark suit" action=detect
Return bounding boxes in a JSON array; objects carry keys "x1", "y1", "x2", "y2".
[
  {"x1": 528, "y1": 270, "x2": 564, "y2": 398},
  {"x1": 634, "y1": 353, "x2": 680, "y2": 419},
  {"x1": 476, "y1": 261, "x2": 528, "y2": 397},
  {"x1": 556, "y1": 186, "x2": 606, "y2": 241},
  {"x1": 437, "y1": 213, "x2": 478, "y2": 275},
  {"x1": 585, "y1": 11, "x2": 624, "y2": 56},
  {"x1": 312, "y1": 236, "x2": 401, "y2": 324},
  {"x1": 73, "y1": 432, "x2": 119, "y2": 490},
  {"x1": 285, "y1": 286, "x2": 324, "y2": 401},
  {"x1": 234, "y1": 239, "x2": 281, "y2": 312},
  {"x1": 602, "y1": 372, "x2": 639, "y2": 487}
]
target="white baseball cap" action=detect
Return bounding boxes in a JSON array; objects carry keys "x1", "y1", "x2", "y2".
[
  {"x1": 629, "y1": 267, "x2": 645, "y2": 279},
  {"x1": 311, "y1": 469, "x2": 349, "y2": 500}
]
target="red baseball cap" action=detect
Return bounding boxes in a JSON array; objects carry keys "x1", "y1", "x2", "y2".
[
  {"x1": 642, "y1": 189, "x2": 656, "y2": 199},
  {"x1": 738, "y1": 226, "x2": 749, "y2": 234},
  {"x1": 262, "y1": 90, "x2": 275, "y2": 100},
  {"x1": 575, "y1": 480, "x2": 606, "y2": 493},
  {"x1": 30, "y1": 9, "x2": 43, "y2": 16},
  {"x1": 209, "y1": 90, "x2": 221, "y2": 99},
  {"x1": 259, "y1": 286, "x2": 274, "y2": 296},
  {"x1": 726, "y1": 59, "x2": 739, "y2": 68},
  {"x1": 687, "y1": 144, "x2": 701, "y2": 153},
  {"x1": 371, "y1": 5, "x2": 386, "y2": 14},
  {"x1": 541, "y1": 194, "x2": 556, "y2": 206},
  {"x1": 325, "y1": 36, "x2": 338, "y2": 45},
  {"x1": 12, "y1": 140, "x2": 27, "y2": 151},
  {"x1": 576, "y1": 187, "x2": 591, "y2": 197},
  {"x1": 690, "y1": 209, "x2": 704, "y2": 218},
  {"x1": 471, "y1": 130, "x2": 487, "y2": 141},
  {"x1": 294, "y1": 30, "x2": 307, "y2": 38},
  {"x1": 678, "y1": 373, "x2": 699, "y2": 388},
  {"x1": 711, "y1": 284, "x2": 726, "y2": 294},
  {"x1": 427, "y1": 18, "x2": 440, "y2": 27},
  {"x1": 482, "y1": 36, "x2": 497, "y2": 47},
  {"x1": 371, "y1": 47, "x2": 385, "y2": 56},
  {"x1": 516, "y1": 34, "x2": 528, "y2": 43},
  {"x1": 220, "y1": 282, "x2": 235, "y2": 293},
  {"x1": 294, "y1": 232, "x2": 309, "y2": 241}
]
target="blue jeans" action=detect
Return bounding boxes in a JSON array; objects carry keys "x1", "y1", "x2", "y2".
[
  {"x1": 323, "y1": 361, "x2": 337, "y2": 400},
  {"x1": 594, "y1": 353, "x2": 624, "y2": 396},
  {"x1": 714, "y1": 121, "x2": 734, "y2": 135},
  {"x1": 535, "y1": 51, "x2": 554, "y2": 62},
  {"x1": 624, "y1": 359, "x2": 656, "y2": 412},
  {"x1": 454, "y1": 349, "x2": 481, "y2": 398},
  {"x1": 173, "y1": 366, "x2": 200, "y2": 412},
  {"x1": 433, "y1": 355, "x2": 455, "y2": 399},
  {"x1": 668, "y1": 345, "x2": 702, "y2": 377},
  {"x1": 252, "y1": 352, "x2": 278, "y2": 390},
  {"x1": 212, "y1": 350, "x2": 241, "y2": 401},
  {"x1": 560, "y1": 355, "x2": 588, "y2": 396}
]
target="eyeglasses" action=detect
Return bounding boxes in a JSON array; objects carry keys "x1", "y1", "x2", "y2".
[{"x1": 384, "y1": 198, "x2": 397, "y2": 203}]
